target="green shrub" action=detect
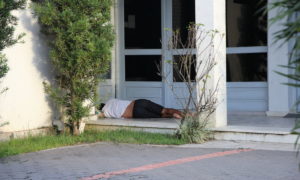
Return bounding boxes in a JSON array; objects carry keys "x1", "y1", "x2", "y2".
[
  {"x1": 269, "y1": 0, "x2": 300, "y2": 92},
  {"x1": 268, "y1": 0, "x2": 300, "y2": 163},
  {"x1": 32, "y1": 0, "x2": 115, "y2": 135},
  {"x1": 176, "y1": 115, "x2": 213, "y2": 143},
  {"x1": 0, "y1": 54, "x2": 8, "y2": 94}
]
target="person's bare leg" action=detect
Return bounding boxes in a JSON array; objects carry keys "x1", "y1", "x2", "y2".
[{"x1": 161, "y1": 108, "x2": 182, "y2": 119}]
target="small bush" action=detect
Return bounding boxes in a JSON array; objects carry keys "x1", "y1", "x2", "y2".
[
  {"x1": 176, "y1": 115, "x2": 213, "y2": 143},
  {"x1": 165, "y1": 24, "x2": 224, "y2": 143},
  {"x1": 32, "y1": 0, "x2": 115, "y2": 135}
]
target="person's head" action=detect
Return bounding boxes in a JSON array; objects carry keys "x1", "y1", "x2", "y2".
[
  {"x1": 97, "y1": 103, "x2": 105, "y2": 111},
  {"x1": 99, "y1": 103, "x2": 105, "y2": 111},
  {"x1": 97, "y1": 103, "x2": 106, "y2": 118}
]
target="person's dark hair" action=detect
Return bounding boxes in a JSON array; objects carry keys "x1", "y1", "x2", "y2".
[{"x1": 98, "y1": 103, "x2": 105, "y2": 111}]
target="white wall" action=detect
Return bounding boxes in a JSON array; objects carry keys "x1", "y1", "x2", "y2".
[
  {"x1": 0, "y1": 5, "x2": 53, "y2": 132},
  {"x1": 267, "y1": 0, "x2": 291, "y2": 116}
]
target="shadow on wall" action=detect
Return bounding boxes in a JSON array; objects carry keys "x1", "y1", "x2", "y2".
[{"x1": 18, "y1": 9, "x2": 59, "y2": 124}]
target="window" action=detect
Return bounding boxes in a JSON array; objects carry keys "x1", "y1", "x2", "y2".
[
  {"x1": 173, "y1": 55, "x2": 196, "y2": 82},
  {"x1": 172, "y1": 0, "x2": 195, "y2": 46},
  {"x1": 172, "y1": 0, "x2": 196, "y2": 82},
  {"x1": 226, "y1": 0, "x2": 267, "y2": 82},
  {"x1": 226, "y1": 0, "x2": 267, "y2": 47},
  {"x1": 125, "y1": 55, "x2": 162, "y2": 81},
  {"x1": 124, "y1": 0, "x2": 161, "y2": 49},
  {"x1": 227, "y1": 53, "x2": 267, "y2": 82}
]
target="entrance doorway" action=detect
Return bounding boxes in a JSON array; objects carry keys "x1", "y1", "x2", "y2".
[
  {"x1": 118, "y1": 0, "x2": 195, "y2": 108},
  {"x1": 117, "y1": 0, "x2": 268, "y2": 112}
]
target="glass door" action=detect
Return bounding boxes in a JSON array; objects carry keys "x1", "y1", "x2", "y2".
[
  {"x1": 226, "y1": 0, "x2": 268, "y2": 111},
  {"x1": 120, "y1": 0, "x2": 164, "y2": 105},
  {"x1": 119, "y1": 0, "x2": 195, "y2": 108}
]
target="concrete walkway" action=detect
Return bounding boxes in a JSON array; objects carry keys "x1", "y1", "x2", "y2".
[
  {"x1": 228, "y1": 113, "x2": 297, "y2": 129},
  {"x1": 1, "y1": 141, "x2": 299, "y2": 180}
]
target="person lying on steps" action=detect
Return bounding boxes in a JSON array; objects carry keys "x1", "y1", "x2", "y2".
[{"x1": 98, "y1": 99, "x2": 183, "y2": 119}]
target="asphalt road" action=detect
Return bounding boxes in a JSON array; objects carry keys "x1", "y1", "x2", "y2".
[{"x1": 0, "y1": 141, "x2": 299, "y2": 180}]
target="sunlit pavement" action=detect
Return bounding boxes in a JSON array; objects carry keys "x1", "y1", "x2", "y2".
[{"x1": 0, "y1": 141, "x2": 299, "y2": 180}]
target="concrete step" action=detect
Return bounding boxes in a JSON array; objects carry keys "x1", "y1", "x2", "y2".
[
  {"x1": 86, "y1": 118, "x2": 298, "y2": 144},
  {"x1": 85, "y1": 119, "x2": 179, "y2": 134},
  {"x1": 212, "y1": 126, "x2": 298, "y2": 144}
]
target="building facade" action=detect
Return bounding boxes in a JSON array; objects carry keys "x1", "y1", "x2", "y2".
[{"x1": 0, "y1": 0, "x2": 298, "y2": 133}]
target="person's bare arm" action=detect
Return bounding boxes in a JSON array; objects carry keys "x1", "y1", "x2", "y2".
[{"x1": 98, "y1": 112, "x2": 106, "y2": 118}]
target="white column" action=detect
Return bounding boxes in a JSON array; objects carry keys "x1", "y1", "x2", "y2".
[
  {"x1": 115, "y1": 0, "x2": 125, "y2": 99},
  {"x1": 195, "y1": 0, "x2": 227, "y2": 127},
  {"x1": 266, "y1": 0, "x2": 291, "y2": 116},
  {"x1": 162, "y1": 0, "x2": 173, "y2": 107}
]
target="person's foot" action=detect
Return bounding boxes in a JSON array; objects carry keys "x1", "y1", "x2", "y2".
[{"x1": 173, "y1": 113, "x2": 182, "y2": 119}]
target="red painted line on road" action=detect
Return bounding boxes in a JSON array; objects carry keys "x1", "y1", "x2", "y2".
[{"x1": 81, "y1": 148, "x2": 254, "y2": 180}]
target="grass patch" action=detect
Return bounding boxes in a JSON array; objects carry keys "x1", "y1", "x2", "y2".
[{"x1": 0, "y1": 129, "x2": 188, "y2": 158}]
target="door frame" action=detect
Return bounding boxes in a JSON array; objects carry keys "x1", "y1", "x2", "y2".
[{"x1": 116, "y1": 0, "x2": 174, "y2": 106}]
